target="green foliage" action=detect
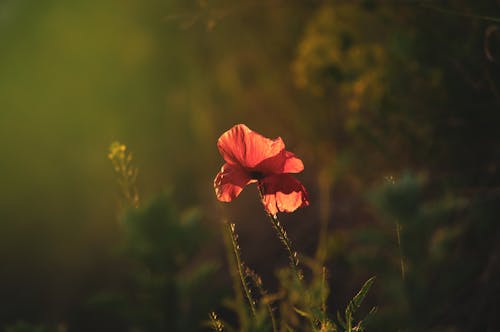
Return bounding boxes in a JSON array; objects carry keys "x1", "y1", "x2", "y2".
[
  {"x1": 339, "y1": 171, "x2": 500, "y2": 331},
  {"x1": 121, "y1": 193, "x2": 204, "y2": 272},
  {"x1": 343, "y1": 277, "x2": 376, "y2": 332},
  {"x1": 86, "y1": 192, "x2": 221, "y2": 332}
]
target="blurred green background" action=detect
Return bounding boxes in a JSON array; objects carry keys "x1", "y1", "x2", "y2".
[{"x1": 0, "y1": 0, "x2": 499, "y2": 331}]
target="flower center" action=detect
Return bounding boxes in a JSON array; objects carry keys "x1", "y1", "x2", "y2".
[{"x1": 249, "y1": 171, "x2": 264, "y2": 180}]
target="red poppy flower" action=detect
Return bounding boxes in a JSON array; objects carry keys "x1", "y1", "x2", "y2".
[{"x1": 214, "y1": 124, "x2": 309, "y2": 215}]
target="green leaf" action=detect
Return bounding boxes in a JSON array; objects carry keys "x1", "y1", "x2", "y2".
[
  {"x1": 354, "y1": 306, "x2": 378, "y2": 331},
  {"x1": 294, "y1": 306, "x2": 313, "y2": 319},
  {"x1": 346, "y1": 276, "x2": 375, "y2": 319},
  {"x1": 336, "y1": 311, "x2": 347, "y2": 329}
]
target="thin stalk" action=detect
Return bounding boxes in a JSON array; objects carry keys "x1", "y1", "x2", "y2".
[
  {"x1": 222, "y1": 223, "x2": 249, "y2": 328},
  {"x1": 246, "y1": 267, "x2": 278, "y2": 332},
  {"x1": 418, "y1": 2, "x2": 500, "y2": 23},
  {"x1": 321, "y1": 266, "x2": 328, "y2": 328},
  {"x1": 209, "y1": 312, "x2": 224, "y2": 332},
  {"x1": 226, "y1": 223, "x2": 257, "y2": 317},
  {"x1": 257, "y1": 186, "x2": 319, "y2": 330},
  {"x1": 270, "y1": 213, "x2": 303, "y2": 281},
  {"x1": 396, "y1": 221, "x2": 406, "y2": 280},
  {"x1": 257, "y1": 185, "x2": 302, "y2": 281}
]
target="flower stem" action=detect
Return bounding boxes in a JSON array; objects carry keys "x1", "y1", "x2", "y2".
[
  {"x1": 270, "y1": 214, "x2": 303, "y2": 281},
  {"x1": 396, "y1": 221, "x2": 406, "y2": 280},
  {"x1": 256, "y1": 186, "x2": 320, "y2": 330},
  {"x1": 257, "y1": 186, "x2": 303, "y2": 281},
  {"x1": 225, "y1": 223, "x2": 257, "y2": 317},
  {"x1": 321, "y1": 266, "x2": 327, "y2": 326},
  {"x1": 209, "y1": 312, "x2": 224, "y2": 332},
  {"x1": 222, "y1": 223, "x2": 248, "y2": 328},
  {"x1": 245, "y1": 267, "x2": 278, "y2": 332}
]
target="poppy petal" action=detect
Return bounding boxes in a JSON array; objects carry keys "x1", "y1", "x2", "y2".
[
  {"x1": 217, "y1": 124, "x2": 285, "y2": 169},
  {"x1": 251, "y1": 150, "x2": 288, "y2": 175},
  {"x1": 259, "y1": 174, "x2": 309, "y2": 215},
  {"x1": 283, "y1": 151, "x2": 304, "y2": 173},
  {"x1": 214, "y1": 163, "x2": 253, "y2": 202}
]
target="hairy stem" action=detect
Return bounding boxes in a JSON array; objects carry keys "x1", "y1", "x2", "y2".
[
  {"x1": 246, "y1": 267, "x2": 278, "y2": 332},
  {"x1": 226, "y1": 223, "x2": 257, "y2": 317},
  {"x1": 258, "y1": 184, "x2": 302, "y2": 280},
  {"x1": 209, "y1": 312, "x2": 224, "y2": 332},
  {"x1": 222, "y1": 223, "x2": 248, "y2": 328}
]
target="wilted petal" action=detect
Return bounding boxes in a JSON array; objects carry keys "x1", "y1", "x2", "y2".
[
  {"x1": 214, "y1": 163, "x2": 253, "y2": 202},
  {"x1": 217, "y1": 124, "x2": 285, "y2": 169},
  {"x1": 259, "y1": 174, "x2": 309, "y2": 215},
  {"x1": 282, "y1": 151, "x2": 304, "y2": 173}
]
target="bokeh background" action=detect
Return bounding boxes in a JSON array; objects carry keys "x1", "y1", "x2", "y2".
[{"x1": 0, "y1": 0, "x2": 499, "y2": 331}]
